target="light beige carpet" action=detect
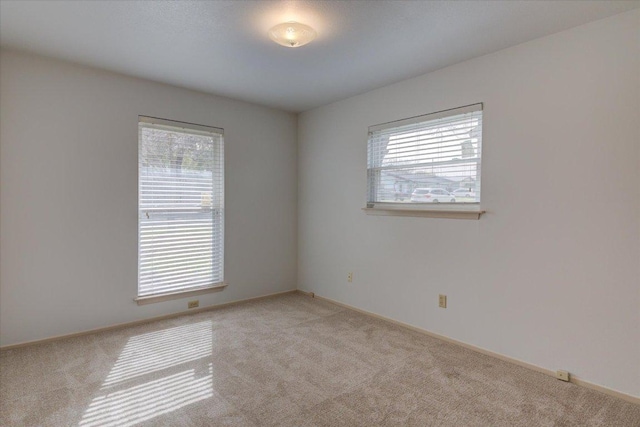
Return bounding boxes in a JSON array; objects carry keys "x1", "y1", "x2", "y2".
[{"x1": 1, "y1": 292, "x2": 638, "y2": 426}]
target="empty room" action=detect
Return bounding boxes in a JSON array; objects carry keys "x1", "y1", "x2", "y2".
[{"x1": 1, "y1": 1, "x2": 639, "y2": 426}]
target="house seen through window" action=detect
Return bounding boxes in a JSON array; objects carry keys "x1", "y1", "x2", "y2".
[{"x1": 367, "y1": 104, "x2": 483, "y2": 208}]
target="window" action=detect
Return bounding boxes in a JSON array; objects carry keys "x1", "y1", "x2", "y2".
[
  {"x1": 366, "y1": 103, "x2": 483, "y2": 216},
  {"x1": 137, "y1": 116, "x2": 224, "y2": 303}
]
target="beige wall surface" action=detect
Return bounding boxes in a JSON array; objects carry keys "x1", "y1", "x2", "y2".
[
  {"x1": 297, "y1": 10, "x2": 640, "y2": 397},
  {"x1": 1, "y1": 9, "x2": 638, "y2": 399},
  {"x1": 0, "y1": 50, "x2": 298, "y2": 346}
]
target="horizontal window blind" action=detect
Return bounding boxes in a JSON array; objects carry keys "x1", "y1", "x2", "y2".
[
  {"x1": 367, "y1": 104, "x2": 482, "y2": 206},
  {"x1": 138, "y1": 117, "x2": 224, "y2": 298}
]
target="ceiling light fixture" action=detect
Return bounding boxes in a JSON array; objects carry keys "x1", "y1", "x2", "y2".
[{"x1": 268, "y1": 22, "x2": 317, "y2": 48}]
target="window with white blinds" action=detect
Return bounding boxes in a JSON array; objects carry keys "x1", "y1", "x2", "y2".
[
  {"x1": 367, "y1": 103, "x2": 482, "y2": 208},
  {"x1": 138, "y1": 116, "x2": 224, "y2": 299}
]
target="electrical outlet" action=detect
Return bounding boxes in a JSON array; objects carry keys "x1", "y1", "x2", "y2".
[
  {"x1": 556, "y1": 370, "x2": 570, "y2": 382},
  {"x1": 439, "y1": 294, "x2": 447, "y2": 308},
  {"x1": 347, "y1": 272, "x2": 353, "y2": 283},
  {"x1": 188, "y1": 300, "x2": 199, "y2": 309}
]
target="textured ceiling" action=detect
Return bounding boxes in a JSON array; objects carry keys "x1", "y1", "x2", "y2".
[{"x1": 1, "y1": 1, "x2": 638, "y2": 112}]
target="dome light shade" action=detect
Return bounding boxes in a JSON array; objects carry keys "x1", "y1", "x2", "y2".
[{"x1": 268, "y1": 22, "x2": 317, "y2": 48}]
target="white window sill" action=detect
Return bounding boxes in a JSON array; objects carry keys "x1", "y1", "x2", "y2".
[
  {"x1": 362, "y1": 206, "x2": 485, "y2": 220},
  {"x1": 134, "y1": 283, "x2": 228, "y2": 305}
]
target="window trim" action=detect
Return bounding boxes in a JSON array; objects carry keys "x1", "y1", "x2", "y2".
[
  {"x1": 139, "y1": 115, "x2": 224, "y2": 136},
  {"x1": 134, "y1": 283, "x2": 228, "y2": 306},
  {"x1": 366, "y1": 103, "x2": 484, "y2": 217},
  {"x1": 362, "y1": 207, "x2": 485, "y2": 220},
  {"x1": 137, "y1": 116, "x2": 225, "y2": 304},
  {"x1": 368, "y1": 103, "x2": 481, "y2": 133}
]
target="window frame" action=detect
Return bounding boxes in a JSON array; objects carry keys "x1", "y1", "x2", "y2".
[
  {"x1": 135, "y1": 116, "x2": 226, "y2": 305},
  {"x1": 365, "y1": 103, "x2": 485, "y2": 219}
]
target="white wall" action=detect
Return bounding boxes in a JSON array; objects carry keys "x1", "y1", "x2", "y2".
[
  {"x1": 298, "y1": 10, "x2": 640, "y2": 397},
  {"x1": 0, "y1": 50, "x2": 297, "y2": 346}
]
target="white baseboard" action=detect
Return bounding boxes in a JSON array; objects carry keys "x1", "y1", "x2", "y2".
[
  {"x1": 296, "y1": 289, "x2": 640, "y2": 405},
  {"x1": 0, "y1": 289, "x2": 298, "y2": 350},
  {"x1": 2, "y1": 287, "x2": 637, "y2": 404}
]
